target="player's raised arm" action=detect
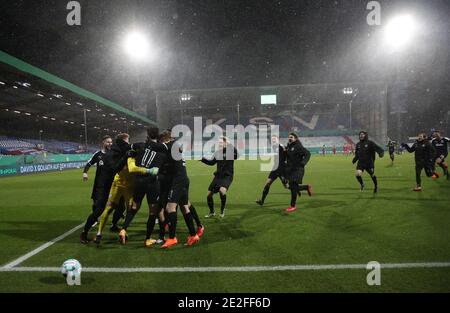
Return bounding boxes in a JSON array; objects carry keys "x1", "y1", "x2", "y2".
[
  {"x1": 402, "y1": 142, "x2": 416, "y2": 153},
  {"x1": 374, "y1": 142, "x2": 385, "y2": 158},
  {"x1": 201, "y1": 155, "x2": 217, "y2": 165},
  {"x1": 127, "y1": 157, "x2": 159, "y2": 175}
]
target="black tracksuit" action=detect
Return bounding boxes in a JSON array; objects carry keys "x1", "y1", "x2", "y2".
[
  {"x1": 285, "y1": 140, "x2": 311, "y2": 207},
  {"x1": 352, "y1": 139, "x2": 384, "y2": 173},
  {"x1": 431, "y1": 136, "x2": 450, "y2": 177},
  {"x1": 83, "y1": 150, "x2": 107, "y2": 202},
  {"x1": 286, "y1": 140, "x2": 310, "y2": 183},
  {"x1": 403, "y1": 140, "x2": 436, "y2": 186}
]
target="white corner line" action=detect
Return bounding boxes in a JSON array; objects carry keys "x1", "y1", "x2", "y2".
[{"x1": 1, "y1": 223, "x2": 84, "y2": 269}]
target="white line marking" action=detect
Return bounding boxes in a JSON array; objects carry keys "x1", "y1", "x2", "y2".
[
  {"x1": 1, "y1": 262, "x2": 450, "y2": 273},
  {"x1": 1, "y1": 223, "x2": 84, "y2": 269}
]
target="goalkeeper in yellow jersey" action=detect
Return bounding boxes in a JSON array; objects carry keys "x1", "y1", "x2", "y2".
[{"x1": 94, "y1": 135, "x2": 159, "y2": 246}]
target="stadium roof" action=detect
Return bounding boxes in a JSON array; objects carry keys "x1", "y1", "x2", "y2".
[{"x1": 0, "y1": 50, "x2": 156, "y2": 140}]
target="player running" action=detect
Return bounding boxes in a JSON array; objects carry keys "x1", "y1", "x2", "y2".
[
  {"x1": 256, "y1": 135, "x2": 288, "y2": 206},
  {"x1": 431, "y1": 130, "x2": 449, "y2": 180},
  {"x1": 401, "y1": 133, "x2": 437, "y2": 191},
  {"x1": 352, "y1": 130, "x2": 384, "y2": 193},
  {"x1": 201, "y1": 137, "x2": 238, "y2": 218},
  {"x1": 387, "y1": 139, "x2": 397, "y2": 165},
  {"x1": 284, "y1": 132, "x2": 312, "y2": 213}
]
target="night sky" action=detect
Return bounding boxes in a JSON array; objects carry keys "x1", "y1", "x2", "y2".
[{"x1": 1, "y1": 0, "x2": 449, "y2": 114}]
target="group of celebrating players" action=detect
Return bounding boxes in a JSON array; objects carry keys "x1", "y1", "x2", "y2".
[
  {"x1": 80, "y1": 127, "x2": 240, "y2": 248},
  {"x1": 80, "y1": 127, "x2": 448, "y2": 248}
]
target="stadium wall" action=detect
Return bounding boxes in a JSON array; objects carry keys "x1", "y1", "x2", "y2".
[{"x1": 0, "y1": 154, "x2": 90, "y2": 177}]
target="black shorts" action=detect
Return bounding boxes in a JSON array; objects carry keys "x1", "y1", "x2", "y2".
[
  {"x1": 287, "y1": 168, "x2": 305, "y2": 184},
  {"x1": 416, "y1": 164, "x2": 434, "y2": 177},
  {"x1": 158, "y1": 175, "x2": 173, "y2": 209},
  {"x1": 268, "y1": 168, "x2": 285, "y2": 181},
  {"x1": 356, "y1": 162, "x2": 375, "y2": 173},
  {"x1": 208, "y1": 175, "x2": 233, "y2": 193},
  {"x1": 168, "y1": 178, "x2": 190, "y2": 206},
  {"x1": 134, "y1": 176, "x2": 160, "y2": 205}
]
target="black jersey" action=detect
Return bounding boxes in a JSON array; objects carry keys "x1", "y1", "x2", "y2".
[
  {"x1": 165, "y1": 140, "x2": 188, "y2": 181},
  {"x1": 273, "y1": 143, "x2": 286, "y2": 171},
  {"x1": 285, "y1": 140, "x2": 310, "y2": 171},
  {"x1": 134, "y1": 141, "x2": 168, "y2": 170},
  {"x1": 83, "y1": 150, "x2": 108, "y2": 195},
  {"x1": 403, "y1": 140, "x2": 435, "y2": 166},
  {"x1": 100, "y1": 139, "x2": 131, "y2": 183},
  {"x1": 387, "y1": 141, "x2": 396, "y2": 153},
  {"x1": 201, "y1": 144, "x2": 238, "y2": 178},
  {"x1": 353, "y1": 139, "x2": 384, "y2": 166},
  {"x1": 84, "y1": 150, "x2": 106, "y2": 184},
  {"x1": 431, "y1": 137, "x2": 449, "y2": 158}
]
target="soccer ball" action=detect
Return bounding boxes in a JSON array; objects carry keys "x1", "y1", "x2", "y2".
[{"x1": 61, "y1": 259, "x2": 82, "y2": 278}]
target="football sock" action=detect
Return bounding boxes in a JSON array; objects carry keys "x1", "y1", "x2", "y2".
[
  {"x1": 183, "y1": 212, "x2": 196, "y2": 236},
  {"x1": 122, "y1": 209, "x2": 137, "y2": 231},
  {"x1": 356, "y1": 176, "x2": 364, "y2": 186},
  {"x1": 189, "y1": 204, "x2": 202, "y2": 227},
  {"x1": 84, "y1": 214, "x2": 96, "y2": 233},
  {"x1": 146, "y1": 215, "x2": 157, "y2": 239},
  {"x1": 220, "y1": 194, "x2": 227, "y2": 214},
  {"x1": 290, "y1": 188, "x2": 297, "y2": 207},
  {"x1": 168, "y1": 212, "x2": 177, "y2": 239},
  {"x1": 158, "y1": 219, "x2": 166, "y2": 240},
  {"x1": 111, "y1": 207, "x2": 123, "y2": 227},
  {"x1": 207, "y1": 196, "x2": 214, "y2": 213},
  {"x1": 371, "y1": 175, "x2": 378, "y2": 186},
  {"x1": 261, "y1": 185, "x2": 270, "y2": 203}
]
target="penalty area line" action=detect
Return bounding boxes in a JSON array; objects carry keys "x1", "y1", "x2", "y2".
[
  {"x1": 0, "y1": 223, "x2": 84, "y2": 269},
  {"x1": 1, "y1": 262, "x2": 450, "y2": 273}
]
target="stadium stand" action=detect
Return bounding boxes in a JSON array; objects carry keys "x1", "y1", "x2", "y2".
[{"x1": 0, "y1": 136, "x2": 98, "y2": 155}]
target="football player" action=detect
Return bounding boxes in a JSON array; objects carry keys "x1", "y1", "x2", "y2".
[
  {"x1": 284, "y1": 133, "x2": 312, "y2": 213},
  {"x1": 352, "y1": 131, "x2": 384, "y2": 193},
  {"x1": 201, "y1": 137, "x2": 238, "y2": 218},
  {"x1": 256, "y1": 135, "x2": 288, "y2": 206},
  {"x1": 402, "y1": 133, "x2": 437, "y2": 191},
  {"x1": 431, "y1": 130, "x2": 449, "y2": 180}
]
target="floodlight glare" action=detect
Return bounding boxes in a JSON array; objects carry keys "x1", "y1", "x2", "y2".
[
  {"x1": 384, "y1": 14, "x2": 417, "y2": 50},
  {"x1": 124, "y1": 31, "x2": 150, "y2": 61}
]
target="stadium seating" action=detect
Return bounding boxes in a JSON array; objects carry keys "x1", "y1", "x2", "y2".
[{"x1": 0, "y1": 136, "x2": 97, "y2": 155}]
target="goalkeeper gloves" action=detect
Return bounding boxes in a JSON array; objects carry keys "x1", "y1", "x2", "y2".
[{"x1": 146, "y1": 167, "x2": 159, "y2": 175}]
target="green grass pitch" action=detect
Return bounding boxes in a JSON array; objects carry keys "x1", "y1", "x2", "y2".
[{"x1": 0, "y1": 154, "x2": 450, "y2": 292}]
